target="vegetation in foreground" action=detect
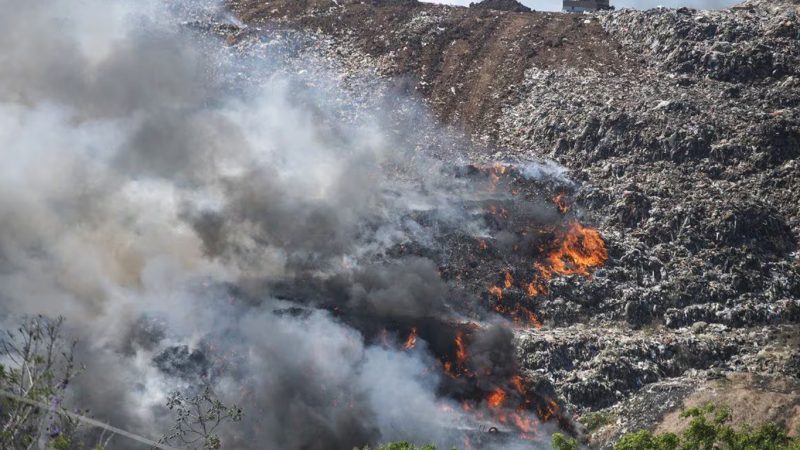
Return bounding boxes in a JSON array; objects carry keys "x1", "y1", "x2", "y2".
[
  {"x1": 554, "y1": 403, "x2": 800, "y2": 450},
  {"x1": 367, "y1": 444, "x2": 437, "y2": 450},
  {"x1": 0, "y1": 316, "x2": 241, "y2": 450}
]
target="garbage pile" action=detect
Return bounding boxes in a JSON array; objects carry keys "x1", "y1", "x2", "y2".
[
  {"x1": 222, "y1": 0, "x2": 800, "y2": 445},
  {"x1": 469, "y1": 0, "x2": 532, "y2": 13}
]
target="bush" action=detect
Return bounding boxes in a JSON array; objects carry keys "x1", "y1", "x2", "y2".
[
  {"x1": 581, "y1": 411, "x2": 614, "y2": 433},
  {"x1": 613, "y1": 404, "x2": 799, "y2": 450},
  {"x1": 615, "y1": 430, "x2": 679, "y2": 450},
  {"x1": 363, "y1": 443, "x2": 437, "y2": 450},
  {"x1": 553, "y1": 432, "x2": 580, "y2": 450},
  {"x1": 553, "y1": 404, "x2": 800, "y2": 450},
  {"x1": 0, "y1": 316, "x2": 82, "y2": 449}
]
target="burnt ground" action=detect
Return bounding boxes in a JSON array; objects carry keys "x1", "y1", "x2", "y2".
[{"x1": 223, "y1": 0, "x2": 800, "y2": 447}]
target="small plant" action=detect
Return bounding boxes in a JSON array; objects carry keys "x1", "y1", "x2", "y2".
[
  {"x1": 554, "y1": 403, "x2": 800, "y2": 450},
  {"x1": 611, "y1": 404, "x2": 800, "y2": 450},
  {"x1": 382, "y1": 444, "x2": 436, "y2": 450},
  {"x1": 360, "y1": 443, "x2": 443, "y2": 450},
  {"x1": 581, "y1": 411, "x2": 614, "y2": 433},
  {"x1": 0, "y1": 316, "x2": 83, "y2": 449},
  {"x1": 552, "y1": 432, "x2": 580, "y2": 450},
  {"x1": 155, "y1": 385, "x2": 243, "y2": 450},
  {"x1": 615, "y1": 430, "x2": 679, "y2": 450}
]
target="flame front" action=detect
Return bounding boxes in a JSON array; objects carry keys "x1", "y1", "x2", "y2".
[
  {"x1": 547, "y1": 221, "x2": 609, "y2": 277},
  {"x1": 525, "y1": 221, "x2": 608, "y2": 301},
  {"x1": 504, "y1": 271, "x2": 513, "y2": 289}
]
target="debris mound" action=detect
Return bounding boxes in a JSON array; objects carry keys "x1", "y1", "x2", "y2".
[
  {"x1": 470, "y1": 0, "x2": 531, "y2": 13},
  {"x1": 225, "y1": 0, "x2": 800, "y2": 445}
]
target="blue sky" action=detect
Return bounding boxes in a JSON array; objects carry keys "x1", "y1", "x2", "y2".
[{"x1": 422, "y1": 0, "x2": 739, "y2": 11}]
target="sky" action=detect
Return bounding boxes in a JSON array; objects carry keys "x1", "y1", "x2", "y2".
[{"x1": 422, "y1": 0, "x2": 740, "y2": 11}]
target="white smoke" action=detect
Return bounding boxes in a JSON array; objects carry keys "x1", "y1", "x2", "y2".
[{"x1": 0, "y1": 1, "x2": 561, "y2": 449}]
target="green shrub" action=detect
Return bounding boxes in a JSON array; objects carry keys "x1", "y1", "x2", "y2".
[
  {"x1": 552, "y1": 432, "x2": 580, "y2": 450},
  {"x1": 581, "y1": 411, "x2": 614, "y2": 433},
  {"x1": 612, "y1": 404, "x2": 799, "y2": 450},
  {"x1": 615, "y1": 430, "x2": 679, "y2": 450},
  {"x1": 365, "y1": 443, "x2": 437, "y2": 450},
  {"x1": 552, "y1": 403, "x2": 800, "y2": 450}
]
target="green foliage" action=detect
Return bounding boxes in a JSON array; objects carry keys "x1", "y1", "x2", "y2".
[
  {"x1": 370, "y1": 443, "x2": 437, "y2": 450},
  {"x1": 554, "y1": 404, "x2": 799, "y2": 450},
  {"x1": 615, "y1": 430, "x2": 679, "y2": 450},
  {"x1": 0, "y1": 316, "x2": 83, "y2": 449},
  {"x1": 1, "y1": 316, "x2": 246, "y2": 450},
  {"x1": 50, "y1": 435, "x2": 72, "y2": 449},
  {"x1": 610, "y1": 404, "x2": 800, "y2": 450},
  {"x1": 552, "y1": 432, "x2": 580, "y2": 450},
  {"x1": 581, "y1": 411, "x2": 614, "y2": 433}
]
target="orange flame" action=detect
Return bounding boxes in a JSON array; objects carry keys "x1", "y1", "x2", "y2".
[
  {"x1": 504, "y1": 271, "x2": 513, "y2": 289},
  {"x1": 486, "y1": 204, "x2": 509, "y2": 219},
  {"x1": 488, "y1": 285, "x2": 503, "y2": 300},
  {"x1": 525, "y1": 222, "x2": 607, "y2": 299},
  {"x1": 521, "y1": 306, "x2": 542, "y2": 329},
  {"x1": 487, "y1": 388, "x2": 506, "y2": 409},
  {"x1": 455, "y1": 332, "x2": 467, "y2": 364},
  {"x1": 510, "y1": 412, "x2": 535, "y2": 435},
  {"x1": 488, "y1": 163, "x2": 509, "y2": 192},
  {"x1": 511, "y1": 375, "x2": 526, "y2": 394},
  {"x1": 553, "y1": 193, "x2": 570, "y2": 213},
  {"x1": 547, "y1": 221, "x2": 608, "y2": 277},
  {"x1": 442, "y1": 361, "x2": 457, "y2": 378},
  {"x1": 538, "y1": 400, "x2": 560, "y2": 422},
  {"x1": 403, "y1": 327, "x2": 417, "y2": 350}
]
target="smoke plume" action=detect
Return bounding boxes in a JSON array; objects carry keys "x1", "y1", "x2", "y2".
[{"x1": 0, "y1": 0, "x2": 567, "y2": 448}]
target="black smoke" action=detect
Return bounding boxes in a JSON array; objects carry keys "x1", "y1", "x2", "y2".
[{"x1": 0, "y1": 0, "x2": 565, "y2": 449}]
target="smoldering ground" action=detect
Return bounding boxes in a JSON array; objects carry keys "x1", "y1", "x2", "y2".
[{"x1": 0, "y1": 0, "x2": 563, "y2": 448}]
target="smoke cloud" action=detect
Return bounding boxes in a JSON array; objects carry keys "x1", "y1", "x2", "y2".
[{"x1": 0, "y1": 0, "x2": 563, "y2": 449}]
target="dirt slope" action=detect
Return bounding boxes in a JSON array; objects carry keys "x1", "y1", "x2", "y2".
[{"x1": 230, "y1": 0, "x2": 633, "y2": 137}]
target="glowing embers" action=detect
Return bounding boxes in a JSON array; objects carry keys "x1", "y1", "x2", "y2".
[
  {"x1": 553, "y1": 192, "x2": 570, "y2": 214},
  {"x1": 539, "y1": 400, "x2": 561, "y2": 422},
  {"x1": 486, "y1": 163, "x2": 511, "y2": 192},
  {"x1": 403, "y1": 327, "x2": 417, "y2": 350},
  {"x1": 486, "y1": 388, "x2": 506, "y2": 409},
  {"x1": 485, "y1": 203, "x2": 509, "y2": 219},
  {"x1": 485, "y1": 270, "x2": 542, "y2": 329},
  {"x1": 438, "y1": 328, "x2": 561, "y2": 441},
  {"x1": 454, "y1": 331, "x2": 468, "y2": 364}
]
